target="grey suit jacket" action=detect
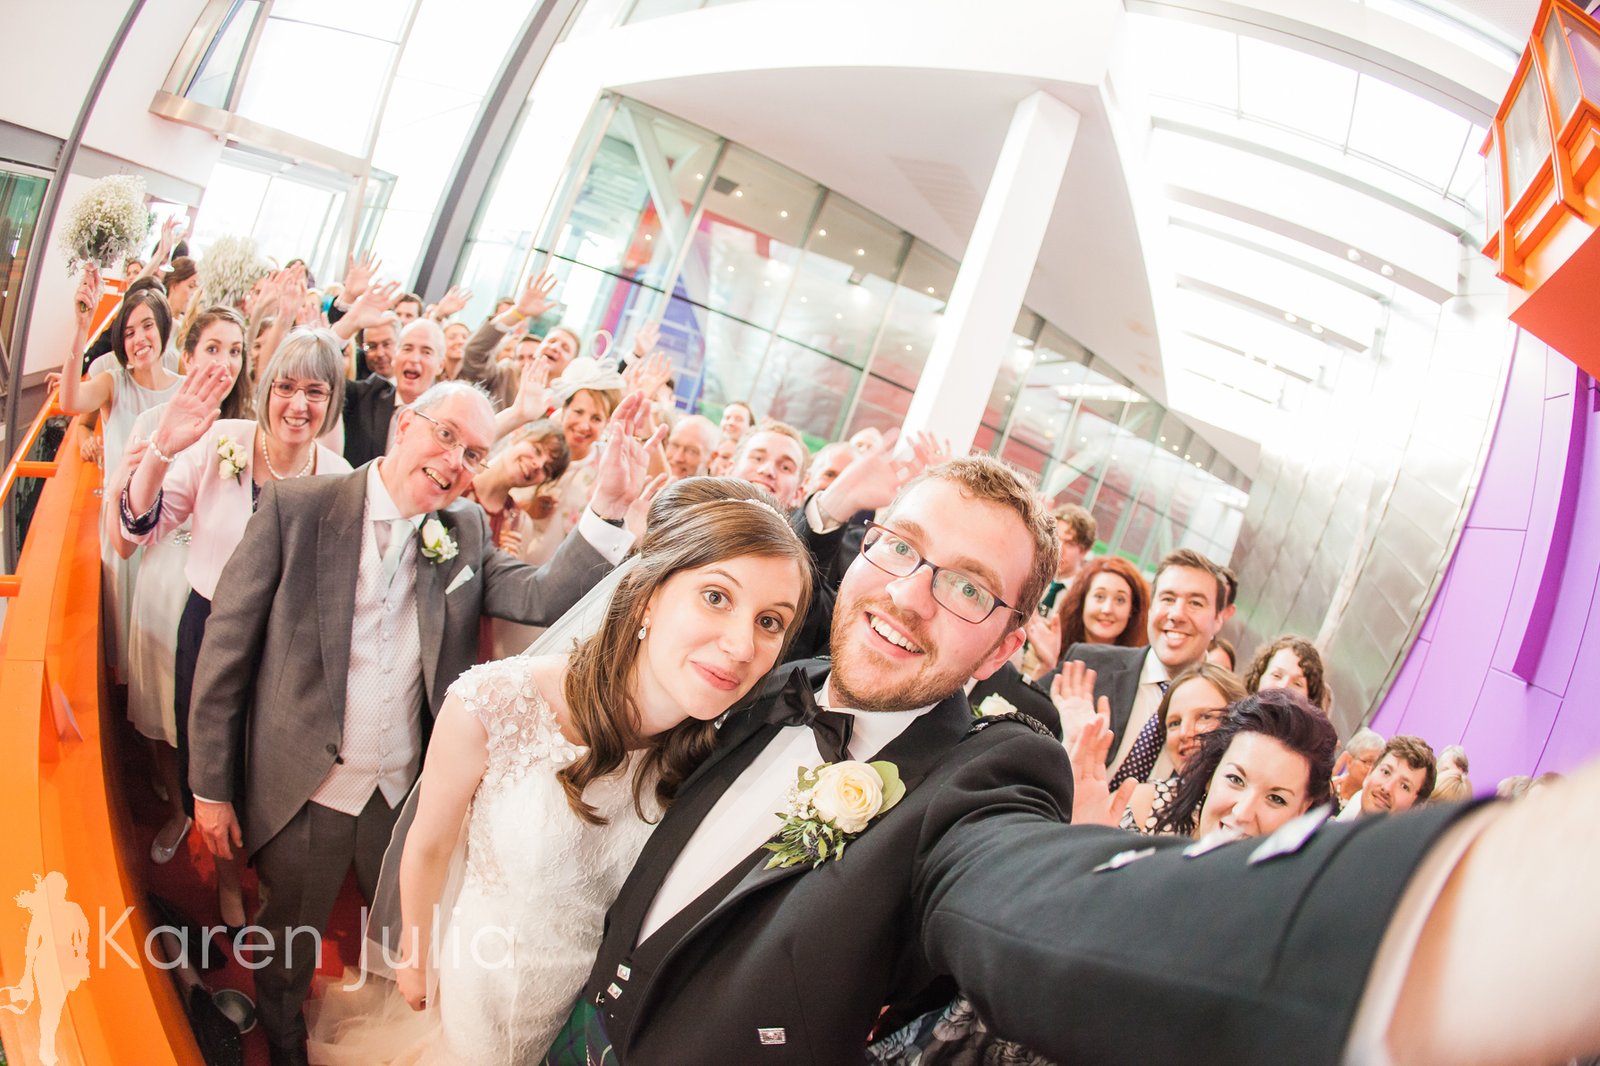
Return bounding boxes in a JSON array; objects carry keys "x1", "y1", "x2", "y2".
[
  {"x1": 187, "y1": 465, "x2": 613, "y2": 858},
  {"x1": 1058, "y1": 642, "x2": 1149, "y2": 762}
]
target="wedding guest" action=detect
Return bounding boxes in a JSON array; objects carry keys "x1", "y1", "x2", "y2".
[
  {"x1": 1496, "y1": 774, "x2": 1533, "y2": 799},
  {"x1": 707, "y1": 436, "x2": 737, "y2": 477},
  {"x1": 663, "y1": 414, "x2": 719, "y2": 480},
  {"x1": 460, "y1": 272, "x2": 580, "y2": 409},
  {"x1": 1206, "y1": 636, "x2": 1236, "y2": 671},
  {"x1": 59, "y1": 266, "x2": 183, "y2": 684},
  {"x1": 1338, "y1": 735, "x2": 1436, "y2": 821},
  {"x1": 121, "y1": 328, "x2": 351, "y2": 929},
  {"x1": 1243, "y1": 635, "x2": 1325, "y2": 707},
  {"x1": 800, "y1": 441, "x2": 856, "y2": 497},
  {"x1": 729, "y1": 420, "x2": 807, "y2": 508},
  {"x1": 1041, "y1": 503, "x2": 1096, "y2": 611},
  {"x1": 719, "y1": 400, "x2": 754, "y2": 443},
  {"x1": 1440, "y1": 744, "x2": 1470, "y2": 776},
  {"x1": 460, "y1": 418, "x2": 568, "y2": 551},
  {"x1": 187, "y1": 383, "x2": 657, "y2": 1065},
  {"x1": 395, "y1": 291, "x2": 423, "y2": 324},
  {"x1": 1024, "y1": 555, "x2": 1149, "y2": 680},
  {"x1": 1430, "y1": 769, "x2": 1473, "y2": 803},
  {"x1": 442, "y1": 322, "x2": 470, "y2": 380},
  {"x1": 1117, "y1": 663, "x2": 1246, "y2": 835},
  {"x1": 107, "y1": 307, "x2": 251, "y2": 868},
  {"x1": 307, "y1": 478, "x2": 812, "y2": 1062},
  {"x1": 343, "y1": 318, "x2": 445, "y2": 468},
  {"x1": 1332, "y1": 726, "x2": 1385, "y2": 805}
]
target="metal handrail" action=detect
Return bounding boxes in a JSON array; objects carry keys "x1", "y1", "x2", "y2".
[{"x1": 0, "y1": 390, "x2": 72, "y2": 598}]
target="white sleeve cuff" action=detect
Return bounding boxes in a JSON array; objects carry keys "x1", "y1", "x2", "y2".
[
  {"x1": 578, "y1": 507, "x2": 634, "y2": 565},
  {"x1": 805, "y1": 493, "x2": 844, "y2": 534}
]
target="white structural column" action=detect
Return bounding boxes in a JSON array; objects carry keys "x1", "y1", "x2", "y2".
[{"x1": 902, "y1": 90, "x2": 1080, "y2": 452}]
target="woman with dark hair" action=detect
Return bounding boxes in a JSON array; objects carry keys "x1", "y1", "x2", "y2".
[
  {"x1": 1023, "y1": 555, "x2": 1149, "y2": 679},
  {"x1": 1149, "y1": 688, "x2": 1338, "y2": 838},
  {"x1": 306, "y1": 478, "x2": 814, "y2": 1063},
  {"x1": 105, "y1": 307, "x2": 251, "y2": 865},
  {"x1": 120, "y1": 328, "x2": 351, "y2": 926},
  {"x1": 1243, "y1": 634, "x2": 1327, "y2": 708},
  {"x1": 59, "y1": 265, "x2": 185, "y2": 683}
]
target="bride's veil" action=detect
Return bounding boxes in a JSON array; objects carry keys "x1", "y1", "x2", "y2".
[{"x1": 360, "y1": 556, "x2": 640, "y2": 999}]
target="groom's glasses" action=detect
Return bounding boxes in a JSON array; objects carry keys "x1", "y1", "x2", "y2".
[
  {"x1": 858, "y1": 523, "x2": 1018, "y2": 624},
  {"x1": 412, "y1": 411, "x2": 488, "y2": 471}
]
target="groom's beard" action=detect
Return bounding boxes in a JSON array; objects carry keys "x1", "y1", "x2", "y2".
[{"x1": 828, "y1": 593, "x2": 988, "y2": 713}]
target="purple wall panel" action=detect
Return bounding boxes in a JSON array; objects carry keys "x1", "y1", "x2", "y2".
[
  {"x1": 1458, "y1": 670, "x2": 1562, "y2": 789},
  {"x1": 1467, "y1": 341, "x2": 1545, "y2": 532},
  {"x1": 1369, "y1": 337, "x2": 1600, "y2": 782}
]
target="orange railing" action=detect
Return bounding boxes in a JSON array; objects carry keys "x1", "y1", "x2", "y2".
[{"x1": 0, "y1": 404, "x2": 202, "y2": 1063}]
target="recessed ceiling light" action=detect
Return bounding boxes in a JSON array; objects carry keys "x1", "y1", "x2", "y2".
[
  {"x1": 733, "y1": 190, "x2": 743, "y2": 198},
  {"x1": 1310, "y1": 323, "x2": 1324, "y2": 335},
  {"x1": 855, "y1": 248, "x2": 865, "y2": 256},
  {"x1": 1380, "y1": 264, "x2": 1394, "y2": 277},
  {"x1": 643, "y1": 234, "x2": 652, "y2": 241},
  {"x1": 817, "y1": 228, "x2": 827, "y2": 237},
  {"x1": 1081, "y1": 436, "x2": 1088, "y2": 443},
  {"x1": 1346, "y1": 248, "x2": 1361, "y2": 261},
  {"x1": 1159, "y1": 435, "x2": 1166, "y2": 442},
  {"x1": 779, "y1": 210, "x2": 788, "y2": 218},
  {"x1": 762, "y1": 280, "x2": 771, "y2": 287},
  {"x1": 800, "y1": 296, "x2": 808, "y2": 303},
  {"x1": 1284, "y1": 312, "x2": 1298, "y2": 323},
  {"x1": 694, "y1": 173, "x2": 704, "y2": 181},
  {"x1": 904, "y1": 344, "x2": 913, "y2": 351},
  {"x1": 926, "y1": 287, "x2": 936, "y2": 294},
  {"x1": 1184, "y1": 454, "x2": 1191, "y2": 460}
]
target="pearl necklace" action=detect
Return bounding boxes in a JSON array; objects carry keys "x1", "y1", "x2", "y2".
[{"x1": 259, "y1": 433, "x2": 315, "y2": 480}]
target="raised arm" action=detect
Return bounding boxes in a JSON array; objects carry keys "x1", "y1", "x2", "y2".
[
  {"x1": 393, "y1": 689, "x2": 491, "y2": 1009},
  {"x1": 59, "y1": 264, "x2": 115, "y2": 414},
  {"x1": 121, "y1": 364, "x2": 233, "y2": 542}
]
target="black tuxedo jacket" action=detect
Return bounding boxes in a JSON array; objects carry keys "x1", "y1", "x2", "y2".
[
  {"x1": 342, "y1": 376, "x2": 397, "y2": 469},
  {"x1": 580, "y1": 659, "x2": 1472, "y2": 1064}
]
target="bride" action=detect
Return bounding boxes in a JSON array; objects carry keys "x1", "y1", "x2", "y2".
[{"x1": 307, "y1": 477, "x2": 813, "y2": 1064}]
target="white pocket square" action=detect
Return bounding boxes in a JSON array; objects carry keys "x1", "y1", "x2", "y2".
[{"x1": 445, "y1": 566, "x2": 475, "y2": 595}]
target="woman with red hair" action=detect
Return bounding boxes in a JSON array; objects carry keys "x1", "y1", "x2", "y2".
[{"x1": 1025, "y1": 555, "x2": 1149, "y2": 678}]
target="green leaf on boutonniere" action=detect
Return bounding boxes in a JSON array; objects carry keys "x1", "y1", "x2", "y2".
[{"x1": 871, "y1": 761, "x2": 905, "y2": 813}]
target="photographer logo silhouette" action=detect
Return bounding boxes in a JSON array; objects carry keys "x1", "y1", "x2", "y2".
[{"x1": 2, "y1": 872, "x2": 91, "y2": 1066}]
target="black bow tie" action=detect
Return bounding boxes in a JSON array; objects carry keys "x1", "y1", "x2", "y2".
[{"x1": 764, "y1": 670, "x2": 855, "y2": 764}]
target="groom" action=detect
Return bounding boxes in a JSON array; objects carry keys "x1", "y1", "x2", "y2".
[
  {"x1": 562, "y1": 455, "x2": 1599, "y2": 1065},
  {"x1": 188, "y1": 382, "x2": 657, "y2": 1065}
]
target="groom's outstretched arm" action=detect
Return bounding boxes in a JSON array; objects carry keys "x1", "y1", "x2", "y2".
[{"x1": 912, "y1": 726, "x2": 1477, "y2": 1066}]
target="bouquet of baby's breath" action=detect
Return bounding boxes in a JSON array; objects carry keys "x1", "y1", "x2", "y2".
[
  {"x1": 59, "y1": 175, "x2": 152, "y2": 275},
  {"x1": 198, "y1": 234, "x2": 269, "y2": 309}
]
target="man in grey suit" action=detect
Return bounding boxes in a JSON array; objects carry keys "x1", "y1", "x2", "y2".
[
  {"x1": 1055, "y1": 548, "x2": 1227, "y2": 786},
  {"x1": 188, "y1": 381, "x2": 658, "y2": 1065}
]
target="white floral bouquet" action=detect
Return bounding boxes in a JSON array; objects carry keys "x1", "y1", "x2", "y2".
[
  {"x1": 198, "y1": 234, "x2": 270, "y2": 309},
  {"x1": 58, "y1": 175, "x2": 152, "y2": 275}
]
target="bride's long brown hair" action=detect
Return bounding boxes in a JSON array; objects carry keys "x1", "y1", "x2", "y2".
[{"x1": 560, "y1": 477, "x2": 814, "y2": 824}]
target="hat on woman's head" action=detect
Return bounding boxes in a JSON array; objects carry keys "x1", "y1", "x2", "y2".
[{"x1": 552, "y1": 356, "x2": 627, "y2": 406}]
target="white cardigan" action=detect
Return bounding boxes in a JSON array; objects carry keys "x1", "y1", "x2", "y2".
[{"x1": 122, "y1": 418, "x2": 351, "y2": 600}]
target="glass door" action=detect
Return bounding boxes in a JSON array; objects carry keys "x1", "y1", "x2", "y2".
[{"x1": 0, "y1": 167, "x2": 49, "y2": 363}]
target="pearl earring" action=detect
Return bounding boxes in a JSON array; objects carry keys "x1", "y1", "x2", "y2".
[{"x1": 638, "y1": 620, "x2": 649, "y2": 640}]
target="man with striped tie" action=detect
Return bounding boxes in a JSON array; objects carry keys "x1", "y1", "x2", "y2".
[{"x1": 1054, "y1": 549, "x2": 1228, "y2": 787}]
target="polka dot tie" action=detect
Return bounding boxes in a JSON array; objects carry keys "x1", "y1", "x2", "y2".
[{"x1": 1108, "y1": 680, "x2": 1170, "y2": 790}]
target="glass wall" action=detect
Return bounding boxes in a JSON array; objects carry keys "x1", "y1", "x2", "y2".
[{"x1": 458, "y1": 95, "x2": 1252, "y2": 569}]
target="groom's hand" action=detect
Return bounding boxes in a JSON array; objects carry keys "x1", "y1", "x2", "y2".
[{"x1": 196, "y1": 797, "x2": 244, "y2": 860}]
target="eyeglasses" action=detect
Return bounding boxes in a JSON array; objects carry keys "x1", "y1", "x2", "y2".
[
  {"x1": 412, "y1": 410, "x2": 487, "y2": 471},
  {"x1": 270, "y1": 380, "x2": 332, "y2": 404},
  {"x1": 858, "y1": 522, "x2": 1018, "y2": 624}
]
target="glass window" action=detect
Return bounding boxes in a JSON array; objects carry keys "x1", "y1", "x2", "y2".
[
  {"x1": 866, "y1": 241, "x2": 956, "y2": 390},
  {"x1": 672, "y1": 298, "x2": 772, "y2": 413},
  {"x1": 550, "y1": 103, "x2": 719, "y2": 291},
  {"x1": 746, "y1": 338, "x2": 857, "y2": 443},
  {"x1": 1237, "y1": 36, "x2": 1358, "y2": 145},
  {"x1": 233, "y1": 20, "x2": 396, "y2": 157},
  {"x1": 1347, "y1": 77, "x2": 1474, "y2": 190},
  {"x1": 676, "y1": 146, "x2": 820, "y2": 329},
  {"x1": 185, "y1": 0, "x2": 262, "y2": 109},
  {"x1": 773, "y1": 194, "x2": 905, "y2": 368}
]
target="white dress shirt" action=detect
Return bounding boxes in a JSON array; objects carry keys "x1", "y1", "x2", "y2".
[
  {"x1": 1109, "y1": 649, "x2": 1171, "y2": 777},
  {"x1": 637, "y1": 676, "x2": 933, "y2": 943}
]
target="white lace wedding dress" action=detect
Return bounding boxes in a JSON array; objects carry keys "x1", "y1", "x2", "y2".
[{"x1": 307, "y1": 658, "x2": 659, "y2": 1065}]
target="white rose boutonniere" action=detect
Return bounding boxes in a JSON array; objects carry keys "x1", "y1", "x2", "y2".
[
  {"x1": 975, "y1": 693, "x2": 1019, "y2": 719},
  {"x1": 763, "y1": 759, "x2": 905, "y2": 869},
  {"x1": 216, "y1": 435, "x2": 247, "y2": 481},
  {"x1": 419, "y1": 517, "x2": 458, "y2": 564}
]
